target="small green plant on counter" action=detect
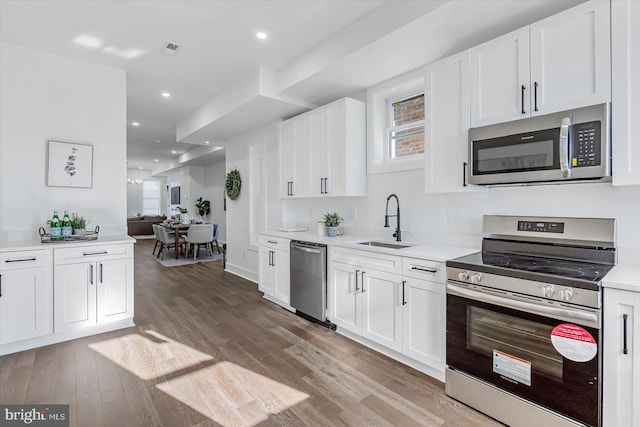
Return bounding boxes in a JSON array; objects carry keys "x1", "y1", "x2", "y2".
[
  {"x1": 323, "y1": 212, "x2": 342, "y2": 227},
  {"x1": 177, "y1": 207, "x2": 188, "y2": 214},
  {"x1": 70, "y1": 213, "x2": 89, "y2": 230}
]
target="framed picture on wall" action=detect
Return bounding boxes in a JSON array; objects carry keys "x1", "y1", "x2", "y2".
[{"x1": 46, "y1": 140, "x2": 94, "y2": 188}]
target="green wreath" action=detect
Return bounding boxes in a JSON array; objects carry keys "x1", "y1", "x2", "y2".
[{"x1": 225, "y1": 169, "x2": 242, "y2": 200}]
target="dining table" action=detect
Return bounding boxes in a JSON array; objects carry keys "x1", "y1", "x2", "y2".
[{"x1": 164, "y1": 222, "x2": 193, "y2": 259}]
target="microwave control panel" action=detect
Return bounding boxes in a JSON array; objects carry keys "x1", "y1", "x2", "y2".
[{"x1": 571, "y1": 121, "x2": 601, "y2": 168}]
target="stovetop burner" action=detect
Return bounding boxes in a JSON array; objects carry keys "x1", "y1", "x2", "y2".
[{"x1": 480, "y1": 251, "x2": 611, "y2": 282}]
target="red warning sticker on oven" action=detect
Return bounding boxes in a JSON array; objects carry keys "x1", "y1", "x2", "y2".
[{"x1": 551, "y1": 323, "x2": 597, "y2": 362}]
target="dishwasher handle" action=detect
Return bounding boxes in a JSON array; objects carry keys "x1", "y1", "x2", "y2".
[{"x1": 292, "y1": 245, "x2": 322, "y2": 254}]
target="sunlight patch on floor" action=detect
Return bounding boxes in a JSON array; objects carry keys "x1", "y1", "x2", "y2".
[
  {"x1": 156, "y1": 361, "x2": 310, "y2": 426},
  {"x1": 88, "y1": 329, "x2": 213, "y2": 380}
]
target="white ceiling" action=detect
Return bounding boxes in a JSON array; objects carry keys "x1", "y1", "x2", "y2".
[{"x1": 0, "y1": 0, "x2": 582, "y2": 172}]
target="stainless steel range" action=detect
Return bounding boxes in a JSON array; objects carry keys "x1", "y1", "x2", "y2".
[{"x1": 445, "y1": 215, "x2": 616, "y2": 427}]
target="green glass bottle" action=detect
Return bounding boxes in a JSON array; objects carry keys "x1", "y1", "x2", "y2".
[
  {"x1": 50, "y1": 210, "x2": 62, "y2": 240},
  {"x1": 62, "y1": 210, "x2": 72, "y2": 238}
]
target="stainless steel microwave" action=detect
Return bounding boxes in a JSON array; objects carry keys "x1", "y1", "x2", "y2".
[{"x1": 469, "y1": 103, "x2": 611, "y2": 186}]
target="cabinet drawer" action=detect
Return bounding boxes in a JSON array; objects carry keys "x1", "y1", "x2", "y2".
[
  {"x1": 259, "y1": 236, "x2": 290, "y2": 252},
  {"x1": 402, "y1": 257, "x2": 445, "y2": 283},
  {"x1": 54, "y1": 244, "x2": 132, "y2": 265},
  {"x1": 0, "y1": 250, "x2": 48, "y2": 270},
  {"x1": 330, "y1": 246, "x2": 402, "y2": 274}
]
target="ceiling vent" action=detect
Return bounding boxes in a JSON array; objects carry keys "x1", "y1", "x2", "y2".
[{"x1": 163, "y1": 41, "x2": 181, "y2": 56}]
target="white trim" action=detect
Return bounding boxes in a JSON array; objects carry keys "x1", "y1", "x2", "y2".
[
  {"x1": 367, "y1": 68, "x2": 425, "y2": 174},
  {"x1": 224, "y1": 262, "x2": 258, "y2": 283}
]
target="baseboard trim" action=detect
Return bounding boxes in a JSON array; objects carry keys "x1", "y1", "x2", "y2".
[
  {"x1": 0, "y1": 318, "x2": 135, "y2": 356},
  {"x1": 225, "y1": 262, "x2": 258, "y2": 283}
]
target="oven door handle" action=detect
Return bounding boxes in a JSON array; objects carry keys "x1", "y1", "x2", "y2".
[{"x1": 447, "y1": 283, "x2": 599, "y2": 326}]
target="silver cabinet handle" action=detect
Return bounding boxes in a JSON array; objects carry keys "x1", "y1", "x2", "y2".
[
  {"x1": 411, "y1": 266, "x2": 437, "y2": 273},
  {"x1": 402, "y1": 280, "x2": 406, "y2": 305},
  {"x1": 355, "y1": 269, "x2": 360, "y2": 292},
  {"x1": 83, "y1": 250, "x2": 108, "y2": 256},
  {"x1": 560, "y1": 116, "x2": 572, "y2": 178},
  {"x1": 89, "y1": 264, "x2": 94, "y2": 285},
  {"x1": 99, "y1": 263, "x2": 103, "y2": 283},
  {"x1": 267, "y1": 240, "x2": 278, "y2": 244},
  {"x1": 5, "y1": 257, "x2": 37, "y2": 263},
  {"x1": 361, "y1": 271, "x2": 366, "y2": 292}
]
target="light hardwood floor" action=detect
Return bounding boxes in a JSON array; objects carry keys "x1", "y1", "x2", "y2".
[{"x1": 0, "y1": 240, "x2": 502, "y2": 426}]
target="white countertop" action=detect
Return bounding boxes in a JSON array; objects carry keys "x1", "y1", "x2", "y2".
[
  {"x1": 261, "y1": 230, "x2": 478, "y2": 262},
  {"x1": 602, "y1": 264, "x2": 640, "y2": 293},
  {"x1": 0, "y1": 235, "x2": 136, "y2": 252}
]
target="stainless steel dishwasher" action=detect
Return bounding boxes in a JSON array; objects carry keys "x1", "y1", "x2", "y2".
[{"x1": 290, "y1": 240, "x2": 332, "y2": 327}]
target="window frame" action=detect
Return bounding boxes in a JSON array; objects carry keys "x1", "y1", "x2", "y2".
[
  {"x1": 141, "y1": 179, "x2": 161, "y2": 216},
  {"x1": 367, "y1": 68, "x2": 425, "y2": 174},
  {"x1": 386, "y1": 91, "x2": 425, "y2": 161}
]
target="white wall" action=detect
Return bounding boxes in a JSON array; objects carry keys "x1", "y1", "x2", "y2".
[
  {"x1": 203, "y1": 159, "x2": 227, "y2": 242},
  {"x1": 0, "y1": 42, "x2": 127, "y2": 241},
  {"x1": 164, "y1": 165, "x2": 205, "y2": 217}
]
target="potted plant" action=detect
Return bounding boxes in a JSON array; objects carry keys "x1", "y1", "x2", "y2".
[
  {"x1": 195, "y1": 197, "x2": 211, "y2": 220},
  {"x1": 323, "y1": 212, "x2": 342, "y2": 237},
  {"x1": 70, "y1": 213, "x2": 89, "y2": 236},
  {"x1": 177, "y1": 207, "x2": 189, "y2": 223}
]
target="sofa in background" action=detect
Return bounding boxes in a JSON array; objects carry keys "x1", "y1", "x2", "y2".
[{"x1": 127, "y1": 215, "x2": 167, "y2": 236}]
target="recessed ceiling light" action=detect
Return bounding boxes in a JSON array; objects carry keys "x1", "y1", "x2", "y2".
[
  {"x1": 139, "y1": 166, "x2": 143, "y2": 170},
  {"x1": 132, "y1": 122, "x2": 140, "y2": 126},
  {"x1": 256, "y1": 32, "x2": 268, "y2": 40},
  {"x1": 156, "y1": 140, "x2": 160, "y2": 143},
  {"x1": 154, "y1": 158, "x2": 159, "y2": 162},
  {"x1": 162, "y1": 92, "x2": 171, "y2": 98},
  {"x1": 205, "y1": 140, "x2": 210, "y2": 144},
  {"x1": 73, "y1": 34, "x2": 102, "y2": 49},
  {"x1": 171, "y1": 150, "x2": 177, "y2": 154}
]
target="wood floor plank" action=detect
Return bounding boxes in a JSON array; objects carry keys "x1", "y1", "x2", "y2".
[{"x1": 0, "y1": 240, "x2": 503, "y2": 427}]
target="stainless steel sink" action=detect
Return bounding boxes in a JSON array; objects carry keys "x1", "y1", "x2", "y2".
[{"x1": 357, "y1": 241, "x2": 411, "y2": 249}]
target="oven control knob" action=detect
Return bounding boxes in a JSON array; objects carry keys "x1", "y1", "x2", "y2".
[
  {"x1": 458, "y1": 271, "x2": 470, "y2": 281},
  {"x1": 558, "y1": 288, "x2": 574, "y2": 302},
  {"x1": 541, "y1": 285, "x2": 555, "y2": 298},
  {"x1": 471, "y1": 273, "x2": 482, "y2": 284}
]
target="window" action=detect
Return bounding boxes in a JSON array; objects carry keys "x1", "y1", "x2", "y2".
[
  {"x1": 387, "y1": 93, "x2": 425, "y2": 159},
  {"x1": 141, "y1": 180, "x2": 161, "y2": 215},
  {"x1": 367, "y1": 68, "x2": 425, "y2": 174}
]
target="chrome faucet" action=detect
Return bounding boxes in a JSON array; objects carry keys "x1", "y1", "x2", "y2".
[{"x1": 384, "y1": 193, "x2": 401, "y2": 241}]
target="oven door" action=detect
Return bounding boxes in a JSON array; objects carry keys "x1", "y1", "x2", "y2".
[{"x1": 446, "y1": 282, "x2": 601, "y2": 427}]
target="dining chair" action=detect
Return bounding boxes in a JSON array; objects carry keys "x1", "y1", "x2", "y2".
[
  {"x1": 156, "y1": 224, "x2": 185, "y2": 260},
  {"x1": 185, "y1": 224, "x2": 214, "y2": 260},
  {"x1": 210, "y1": 224, "x2": 221, "y2": 254},
  {"x1": 152, "y1": 224, "x2": 161, "y2": 256}
]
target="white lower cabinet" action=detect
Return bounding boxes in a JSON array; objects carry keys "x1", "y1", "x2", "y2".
[
  {"x1": 258, "y1": 236, "x2": 290, "y2": 306},
  {"x1": 603, "y1": 287, "x2": 640, "y2": 426},
  {"x1": 402, "y1": 277, "x2": 445, "y2": 370},
  {"x1": 328, "y1": 247, "x2": 445, "y2": 376},
  {"x1": 0, "y1": 250, "x2": 53, "y2": 345},
  {"x1": 54, "y1": 244, "x2": 134, "y2": 333}
]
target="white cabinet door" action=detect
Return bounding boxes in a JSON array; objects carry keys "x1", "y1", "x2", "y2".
[
  {"x1": 612, "y1": 0, "x2": 640, "y2": 186},
  {"x1": 272, "y1": 249, "x2": 290, "y2": 304},
  {"x1": 603, "y1": 288, "x2": 640, "y2": 427},
  {"x1": 470, "y1": 27, "x2": 530, "y2": 127},
  {"x1": 96, "y1": 258, "x2": 133, "y2": 324},
  {"x1": 530, "y1": 0, "x2": 610, "y2": 116},
  {"x1": 278, "y1": 120, "x2": 294, "y2": 198},
  {"x1": 425, "y1": 50, "x2": 481, "y2": 193},
  {"x1": 0, "y1": 268, "x2": 52, "y2": 345},
  {"x1": 54, "y1": 262, "x2": 97, "y2": 332},
  {"x1": 308, "y1": 107, "x2": 327, "y2": 196},
  {"x1": 402, "y1": 278, "x2": 445, "y2": 370},
  {"x1": 328, "y1": 262, "x2": 361, "y2": 334},
  {"x1": 291, "y1": 116, "x2": 309, "y2": 197},
  {"x1": 259, "y1": 246, "x2": 276, "y2": 295},
  {"x1": 361, "y1": 269, "x2": 402, "y2": 352}
]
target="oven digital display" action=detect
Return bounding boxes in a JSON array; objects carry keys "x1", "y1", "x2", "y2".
[{"x1": 517, "y1": 221, "x2": 564, "y2": 233}]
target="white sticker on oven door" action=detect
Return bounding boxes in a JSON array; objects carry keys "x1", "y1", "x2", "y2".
[
  {"x1": 493, "y1": 350, "x2": 531, "y2": 386},
  {"x1": 550, "y1": 323, "x2": 597, "y2": 362}
]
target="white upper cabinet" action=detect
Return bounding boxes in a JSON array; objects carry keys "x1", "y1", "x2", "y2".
[
  {"x1": 470, "y1": 27, "x2": 530, "y2": 127},
  {"x1": 470, "y1": 0, "x2": 610, "y2": 127},
  {"x1": 425, "y1": 50, "x2": 483, "y2": 193},
  {"x1": 612, "y1": 0, "x2": 640, "y2": 186},
  {"x1": 530, "y1": 0, "x2": 611, "y2": 115},
  {"x1": 278, "y1": 97, "x2": 366, "y2": 198}
]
